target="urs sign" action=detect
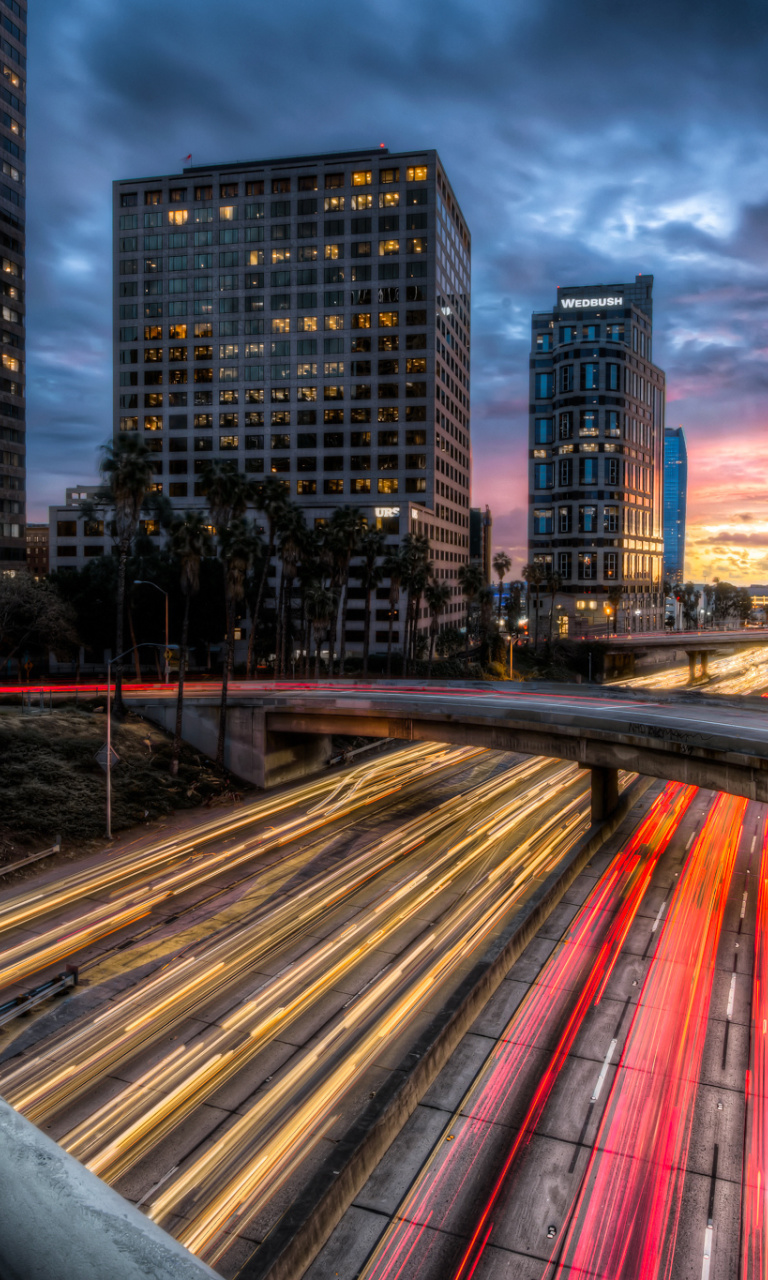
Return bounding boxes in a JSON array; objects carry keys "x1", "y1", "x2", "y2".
[{"x1": 560, "y1": 295, "x2": 623, "y2": 309}]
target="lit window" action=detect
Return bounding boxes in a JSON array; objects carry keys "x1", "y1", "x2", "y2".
[
  {"x1": 248, "y1": 250, "x2": 265, "y2": 266},
  {"x1": 379, "y1": 192, "x2": 400, "y2": 208},
  {"x1": 167, "y1": 209, "x2": 188, "y2": 225},
  {"x1": 324, "y1": 196, "x2": 345, "y2": 212},
  {"x1": 351, "y1": 313, "x2": 371, "y2": 329},
  {"x1": 297, "y1": 316, "x2": 317, "y2": 332},
  {"x1": 378, "y1": 311, "x2": 398, "y2": 327},
  {"x1": 219, "y1": 206, "x2": 236, "y2": 221},
  {"x1": 325, "y1": 244, "x2": 342, "y2": 259},
  {"x1": 379, "y1": 239, "x2": 400, "y2": 258},
  {"x1": 324, "y1": 314, "x2": 344, "y2": 330},
  {"x1": 377, "y1": 477, "x2": 399, "y2": 493},
  {"x1": 352, "y1": 171, "x2": 372, "y2": 187},
  {"x1": 352, "y1": 194, "x2": 374, "y2": 210},
  {"x1": 406, "y1": 237, "x2": 426, "y2": 254},
  {"x1": 406, "y1": 166, "x2": 428, "y2": 182},
  {"x1": 271, "y1": 318, "x2": 290, "y2": 333},
  {"x1": 271, "y1": 247, "x2": 291, "y2": 264}
]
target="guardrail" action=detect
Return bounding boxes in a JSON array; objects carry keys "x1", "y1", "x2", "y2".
[
  {"x1": 0, "y1": 836, "x2": 61, "y2": 877},
  {"x1": 0, "y1": 966, "x2": 78, "y2": 1029}
]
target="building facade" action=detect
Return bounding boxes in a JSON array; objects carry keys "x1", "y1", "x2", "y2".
[
  {"x1": 663, "y1": 425, "x2": 687, "y2": 586},
  {"x1": 59, "y1": 147, "x2": 472, "y2": 655},
  {"x1": 0, "y1": 0, "x2": 25, "y2": 574},
  {"x1": 528, "y1": 275, "x2": 666, "y2": 635},
  {"x1": 25, "y1": 521, "x2": 47, "y2": 577},
  {"x1": 469, "y1": 504, "x2": 492, "y2": 583}
]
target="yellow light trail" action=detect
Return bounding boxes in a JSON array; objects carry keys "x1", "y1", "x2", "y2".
[
  {"x1": 0, "y1": 751, "x2": 548, "y2": 1124},
  {"x1": 145, "y1": 776, "x2": 596, "y2": 1264}
]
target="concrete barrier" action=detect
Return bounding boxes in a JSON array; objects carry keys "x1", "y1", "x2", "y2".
[{"x1": 0, "y1": 1097, "x2": 219, "y2": 1280}]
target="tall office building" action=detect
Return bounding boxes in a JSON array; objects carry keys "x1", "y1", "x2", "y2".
[
  {"x1": 0, "y1": 0, "x2": 25, "y2": 573},
  {"x1": 528, "y1": 275, "x2": 666, "y2": 634},
  {"x1": 99, "y1": 147, "x2": 471, "y2": 653},
  {"x1": 663, "y1": 425, "x2": 687, "y2": 586}
]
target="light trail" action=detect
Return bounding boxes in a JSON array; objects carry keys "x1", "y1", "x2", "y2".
[
  {"x1": 356, "y1": 781, "x2": 697, "y2": 1280},
  {"x1": 613, "y1": 645, "x2": 768, "y2": 695},
  {"x1": 145, "y1": 780, "x2": 595, "y2": 1265},
  {"x1": 60, "y1": 761, "x2": 584, "y2": 1182},
  {"x1": 546, "y1": 789, "x2": 746, "y2": 1280},
  {"x1": 0, "y1": 743, "x2": 482, "y2": 988},
  {"x1": 741, "y1": 812, "x2": 768, "y2": 1280},
  {"x1": 0, "y1": 754, "x2": 559, "y2": 1124}
]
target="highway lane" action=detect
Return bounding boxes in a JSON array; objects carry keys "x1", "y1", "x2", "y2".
[
  {"x1": 60, "y1": 758, "x2": 581, "y2": 1184},
  {"x1": 355, "y1": 780, "x2": 698, "y2": 1280},
  {"x1": 614, "y1": 645, "x2": 768, "y2": 696},
  {"x1": 305, "y1": 784, "x2": 764, "y2": 1280},
  {"x1": 0, "y1": 743, "x2": 484, "y2": 990},
  {"x1": 741, "y1": 815, "x2": 768, "y2": 1280},
  {"x1": 144, "y1": 766, "x2": 596, "y2": 1266},
  {"x1": 0, "y1": 746, "x2": 534, "y2": 1122}
]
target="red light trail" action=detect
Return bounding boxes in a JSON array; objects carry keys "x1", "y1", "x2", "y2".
[
  {"x1": 360, "y1": 781, "x2": 697, "y2": 1280},
  {"x1": 741, "y1": 812, "x2": 768, "y2": 1280},
  {"x1": 546, "y1": 789, "x2": 746, "y2": 1280}
]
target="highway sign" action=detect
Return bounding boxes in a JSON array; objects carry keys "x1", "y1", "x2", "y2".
[{"x1": 94, "y1": 744, "x2": 119, "y2": 773}]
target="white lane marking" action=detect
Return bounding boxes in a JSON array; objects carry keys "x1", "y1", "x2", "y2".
[
  {"x1": 686, "y1": 834, "x2": 695, "y2": 850},
  {"x1": 701, "y1": 1223, "x2": 713, "y2": 1280},
  {"x1": 741, "y1": 892, "x2": 748, "y2": 920},
  {"x1": 726, "y1": 974, "x2": 737, "y2": 1021},
  {"x1": 591, "y1": 1038, "x2": 617, "y2": 1103},
  {"x1": 751, "y1": 836, "x2": 757, "y2": 853},
  {"x1": 651, "y1": 901, "x2": 667, "y2": 933}
]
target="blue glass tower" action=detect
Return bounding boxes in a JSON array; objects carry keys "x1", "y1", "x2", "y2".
[{"x1": 663, "y1": 426, "x2": 687, "y2": 585}]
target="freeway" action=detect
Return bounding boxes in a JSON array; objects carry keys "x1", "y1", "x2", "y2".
[
  {"x1": 0, "y1": 744, "x2": 615, "y2": 1274},
  {"x1": 0, "y1": 742, "x2": 481, "y2": 991},
  {"x1": 309, "y1": 785, "x2": 767, "y2": 1280}
]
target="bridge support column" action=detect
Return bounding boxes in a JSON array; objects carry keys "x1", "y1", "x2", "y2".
[
  {"x1": 591, "y1": 765, "x2": 619, "y2": 824},
  {"x1": 701, "y1": 651, "x2": 710, "y2": 677},
  {"x1": 687, "y1": 650, "x2": 699, "y2": 683}
]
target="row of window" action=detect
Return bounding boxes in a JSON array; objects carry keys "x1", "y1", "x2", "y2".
[
  {"x1": 533, "y1": 504, "x2": 655, "y2": 535},
  {"x1": 535, "y1": 365, "x2": 658, "y2": 404},
  {"x1": 535, "y1": 456, "x2": 652, "y2": 489},
  {"x1": 535, "y1": 551, "x2": 656, "y2": 582},
  {"x1": 119, "y1": 167, "x2": 429, "y2": 209},
  {"x1": 536, "y1": 323, "x2": 626, "y2": 350},
  {"x1": 119, "y1": 199, "x2": 427, "y2": 240},
  {"x1": 120, "y1": 242, "x2": 428, "y2": 278}
]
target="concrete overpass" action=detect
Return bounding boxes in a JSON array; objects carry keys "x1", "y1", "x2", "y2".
[
  {"x1": 597, "y1": 627, "x2": 768, "y2": 680},
  {"x1": 128, "y1": 681, "x2": 768, "y2": 817}
]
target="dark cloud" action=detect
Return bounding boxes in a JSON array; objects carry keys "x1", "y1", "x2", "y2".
[{"x1": 23, "y1": 0, "x2": 768, "y2": 586}]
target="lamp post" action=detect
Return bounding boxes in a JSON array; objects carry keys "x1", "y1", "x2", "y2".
[
  {"x1": 604, "y1": 603, "x2": 613, "y2": 636},
  {"x1": 105, "y1": 643, "x2": 164, "y2": 839},
  {"x1": 134, "y1": 581, "x2": 169, "y2": 683}
]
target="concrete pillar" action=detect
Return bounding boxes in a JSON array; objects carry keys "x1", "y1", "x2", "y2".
[
  {"x1": 701, "y1": 651, "x2": 709, "y2": 677},
  {"x1": 591, "y1": 765, "x2": 619, "y2": 824},
  {"x1": 687, "y1": 650, "x2": 698, "y2": 683},
  {"x1": 0, "y1": 1098, "x2": 218, "y2": 1280}
]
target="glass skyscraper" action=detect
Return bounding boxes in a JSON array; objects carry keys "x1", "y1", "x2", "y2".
[
  {"x1": 663, "y1": 425, "x2": 687, "y2": 586},
  {"x1": 0, "y1": 0, "x2": 25, "y2": 573}
]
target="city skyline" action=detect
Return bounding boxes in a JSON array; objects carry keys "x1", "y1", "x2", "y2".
[{"x1": 21, "y1": 0, "x2": 768, "y2": 584}]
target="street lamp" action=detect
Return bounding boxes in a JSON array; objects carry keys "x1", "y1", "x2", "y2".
[
  {"x1": 105, "y1": 642, "x2": 164, "y2": 839},
  {"x1": 134, "y1": 581, "x2": 169, "y2": 683},
  {"x1": 604, "y1": 603, "x2": 613, "y2": 636}
]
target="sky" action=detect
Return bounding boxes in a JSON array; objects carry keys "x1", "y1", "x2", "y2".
[{"x1": 23, "y1": 0, "x2": 768, "y2": 584}]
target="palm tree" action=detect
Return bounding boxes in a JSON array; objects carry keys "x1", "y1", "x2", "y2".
[
  {"x1": 425, "y1": 578, "x2": 451, "y2": 677},
  {"x1": 400, "y1": 533, "x2": 432, "y2": 674},
  {"x1": 546, "y1": 570, "x2": 563, "y2": 642},
  {"x1": 296, "y1": 526, "x2": 325, "y2": 677},
  {"x1": 492, "y1": 551, "x2": 512, "y2": 621},
  {"x1": 100, "y1": 436, "x2": 155, "y2": 712},
  {"x1": 200, "y1": 462, "x2": 250, "y2": 767},
  {"x1": 358, "y1": 526, "x2": 386, "y2": 677},
  {"x1": 522, "y1": 561, "x2": 547, "y2": 647},
  {"x1": 274, "y1": 503, "x2": 307, "y2": 677},
  {"x1": 169, "y1": 512, "x2": 212, "y2": 777},
  {"x1": 324, "y1": 507, "x2": 366, "y2": 677},
  {"x1": 607, "y1": 584, "x2": 624, "y2": 635},
  {"x1": 216, "y1": 517, "x2": 253, "y2": 764},
  {"x1": 383, "y1": 549, "x2": 403, "y2": 678},
  {"x1": 457, "y1": 562, "x2": 484, "y2": 660},
  {"x1": 248, "y1": 477, "x2": 289, "y2": 678},
  {"x1": 304, "y1": 581, "x2": 337, "y2": 678}
]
